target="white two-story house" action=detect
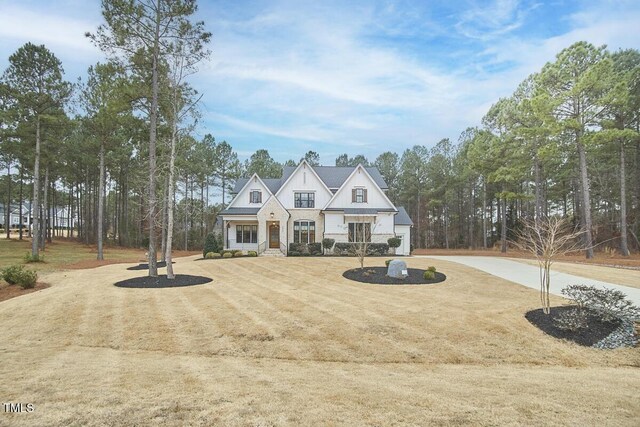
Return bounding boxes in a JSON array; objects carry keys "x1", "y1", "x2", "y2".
[{"x1": 218, "y1": 161, "x2": 413, "y2": 255}]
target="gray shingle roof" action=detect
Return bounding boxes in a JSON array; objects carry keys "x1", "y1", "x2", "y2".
[
  {"x1": 231, "y1": 178, "x2": 282, "y2": 194},
  {"x1": 232, "y1": 165, "x2": 388, "y2": 195},
  {"x1": 218, "y1": 207, "x2": 260, "y2": 215},
  {"x1": 395, "y1": 206, "x2": 413, "y2": 226},
  {"x1": 341, "y1": 208, "x2": 396, "y2": 215}
]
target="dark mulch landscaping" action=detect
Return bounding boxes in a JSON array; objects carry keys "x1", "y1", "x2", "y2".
[
  {"x1": 114, "y1": 274, "x2": 212, "y2": 289},
  {"x1": 342, "y1": 267, "x2": 446, "y2": 285},
  {"x1": 127, "y1": 261, "x2": 174, "y2": 270},
  {"x1": 525, "y1": 306, "x2": 621, "y2": 347}
]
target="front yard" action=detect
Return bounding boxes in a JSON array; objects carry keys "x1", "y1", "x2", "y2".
[{"x1": 0, "y1": 256, "x2": 638, "y2": 426}]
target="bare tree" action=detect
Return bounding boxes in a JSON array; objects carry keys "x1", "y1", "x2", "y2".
[
  {"x1": 514, "y1": 216, "x2": 585, "y2": 314},
  {"x1": 346, "y1": 216, "x2": 378, "y2": 269}
]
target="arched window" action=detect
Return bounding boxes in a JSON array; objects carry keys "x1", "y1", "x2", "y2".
[{"x1": 293, "y1": 220, "x2": 315, "y2": 243}]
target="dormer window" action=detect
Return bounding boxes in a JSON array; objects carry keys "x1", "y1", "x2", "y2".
[
  {"x1": 352, "y1": 187, "x2": 367, "y2": 203},
  {"x1": 249, "y1": 190, "x2": 262, "y2": 204}
]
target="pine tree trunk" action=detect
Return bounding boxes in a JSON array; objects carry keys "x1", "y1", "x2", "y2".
[
  {"x1": 577, "y1": 136, "x2": 594, "y2": 258},
  {"x1": 161, "y1": 175, "x2": 168, "y2": 263},
  {"x1": 97, "y1": 141, "x2": 105, "y2": 260},
  {"x1": 19, "y1": 168, "x2": 23, "y2": 240},
  {"x1": 165, "y1": 111, "x2": 178, "y2": 279},
  {"x1": 501, "y1": 197, "x2": 507, "y2": 253},
  {"x1": 482, "y1": 178, "x2": 487, "y2": 249},
  {"x1": 5, "y1": 162, "x2": 10, "y2": 239},
  {"x1": 620, "y1": 143, "x2": 630, "y2": 256},
  {"x1": 31, "y1": 116, "x2": 41, "y2": 258}
]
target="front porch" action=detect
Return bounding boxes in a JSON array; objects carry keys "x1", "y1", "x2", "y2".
[{"x1": 221, "y1": 217, "x2": 287, "y2": 256}]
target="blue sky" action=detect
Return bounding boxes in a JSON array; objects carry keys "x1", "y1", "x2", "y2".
[{"x1": 1, "y1": 0, "x2": 639, "y2": 165}]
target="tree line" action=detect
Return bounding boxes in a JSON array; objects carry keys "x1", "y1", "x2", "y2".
[{"x1": 2, "y1": 13, "x2": 638, "y2": 269}]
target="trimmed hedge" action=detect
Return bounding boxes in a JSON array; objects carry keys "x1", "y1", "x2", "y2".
[
  {"x1": 333, "y1": 242, "x2": 390, "y2": 256},
  {"x1": 222, "y1": 252, "x2": 232, "y2": 258},
  {"x1": 205, "y1": 252, "x2": 222, "y2": 259},
  {"x1": 248, "y1": 251, "x2": 257, "y2": 257},
  {"x1": 423, "y1": 270, "x2": 435, "y2": 280},
  {"x1": 322, "y1": 238, "x2": 335, "y2": 252},
  {"x1": 387, "y1": 237, "x2": 401, "y2": 248},
  {"x1": 288, "y1": 242, "x2": 322, "y2": 256},
  {"x1": 233, "y1": 251, "x2": 244, "y2": 257}
]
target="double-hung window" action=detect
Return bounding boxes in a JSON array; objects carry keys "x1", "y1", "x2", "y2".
[
  {"x1": 294, "y1": 192, "x2": 315, "y2": 208},
  {"x1": 352, "y1": 188, "x2": 367, "y2": 203},
  {"x1": 249, "y1": 190, "x2": 262, "y2": 204}
]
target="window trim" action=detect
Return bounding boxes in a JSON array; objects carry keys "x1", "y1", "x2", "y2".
[
  {"x1": 294, "y1": 192, "x2": 315, "y2": 208},
  {"x1": 293, "y1": 220, "x2": 316, "y2": 243},
  {"x1": 236, "y1": 224, "x2": 258, "y2": 244},
  {"x1": 352, "y1": 187, "x2": 367, "y2": 203},
  {"x1": 348, "y1": 222, "x2": 371, "y2": 242},
  {"x1": 249, "y1": 190, "x2": 262, "y2": 204}
]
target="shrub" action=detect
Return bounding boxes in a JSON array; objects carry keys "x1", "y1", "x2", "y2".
[
  {"x1": 553, "y1": 307, "x2": 589, "y2": 331},
  {"x1": 2, "y1": 264, "x2": 24, "y2": 285},
  {"x1": 203, "y1": 233, "x2": 222, "y2": 258},
  {"x1": 322, "y1": 238, "x2": 335, "y2": 252},
  {"x1": 289, "y1": 243, "x2": 307, "y2": 254},
  {"x1": 231, "y1": 249, "x2": 243, "y2": 255},
  {"x1": 222, "y1": 252, "x2": 232, "y2": 258},
  {"x1": 24, "y1": 252, "x2": 44, "y2": 263},
  {"x1": 308, "y1": 242, "x2": 322, "y2": 255},
  {"x1": 428, "y1": 266, "x2": 437, "y2": 273},
  {"x1": 248, "y1": 251, "x2": 257, "y2": 257},
  {"x1": 423, "y1": 270, "x2": 435, "y2": 280},
  {"x1": 233, "y1": 251, "x2": 244, "y2": 257},
  {"x1": 561, "y1": 285, "x2": 640, "y2": 322},
  {"x1": 385, "y1": 260, "x2": 391, "y2": 267},
  {"x1": 332, "y1": 242, "x2": 390, "y2": 256},
  {"x1": 288, "y1": 251, "x2": 300, "y2": 257},
  {"x1": 387, "y1": 237, "x2": 401, "y2": 249},
  {"x1": 1, "y1": 265, "x2": 37, "y2": 289},
  {"x1": 17, "y1": 269, "x2": 37, "y2": 289},
  {"x1": 205, "y1": 252, "x2": 221, "y2": 259},
  {"x1": 410, "y1": 244, "x2": 414, "y2": 254}
]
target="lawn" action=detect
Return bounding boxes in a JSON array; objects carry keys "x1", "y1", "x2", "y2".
[{"x1": 0, "y1": 256, "x2": 638, "y2": 426}]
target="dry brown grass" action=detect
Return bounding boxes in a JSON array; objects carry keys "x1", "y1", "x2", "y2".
[{"x1": 0, "y1": 256, "x2": 638, "y2": 426}]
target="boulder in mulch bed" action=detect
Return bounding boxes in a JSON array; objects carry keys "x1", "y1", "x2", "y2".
[
  {"x1": 343, "y1": 267, "x2": 446, "y2": 285},
  {"x1": 114, "y1": 274, "x2": 212, "y2": 289}
]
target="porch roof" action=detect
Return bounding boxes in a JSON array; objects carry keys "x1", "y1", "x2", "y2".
[{"x1": 219, "y1": 207, "x2": 260, "y2": 216}]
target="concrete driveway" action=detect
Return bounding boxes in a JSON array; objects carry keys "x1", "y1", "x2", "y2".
[{"x1": 418, "y1": 256, "x2": 640, "y2": 305}]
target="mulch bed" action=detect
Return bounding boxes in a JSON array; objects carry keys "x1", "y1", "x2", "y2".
[
  {"x1": 342, "y1": 267, "x2": 446, "y2": 285},
  {"x1": 127, "y1": 261, "x2": 173, "y2": 270},
  {"x1": 114, "y1": 274, "x2": 212, "y2": 289},
  {"x1": 525, "y1": 306, "x2": 621, "y2": 347},
  {"x1": 0, "y1": 282, "x2": 50, "y2": 302}
]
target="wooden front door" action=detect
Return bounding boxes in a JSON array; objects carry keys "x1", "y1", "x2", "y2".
[{"x1": 269, "y1": 223, "x2": 279, "y2": 248}]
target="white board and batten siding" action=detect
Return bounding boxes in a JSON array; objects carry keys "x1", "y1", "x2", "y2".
[
  {"x1": 394, "y1": 225, "x2": 411, "y2": 255},
  {"x1": 324, "y1": 166, "x2": 395, "y2": 211},
  {"x1": 228, "y1": 175, "x2": 270, "y2": 209},
  {"x1": 276, "y1": 163, "x2": 333, "y2": 209}
]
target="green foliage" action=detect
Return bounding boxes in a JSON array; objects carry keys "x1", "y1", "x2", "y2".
[
  {"x1": 244, "y1": 149, "x2": 282, "y2": 178},
  {"x1": 387, "y1": 237, "x2": 401, "y2": 248},
  {"x1": 1, "y1": 264, "x2": 37, "y2": 288},
  {"x1": 288, "y1": 243, "x2": 322, "y2": 256},
  {"x1": 561, "y1": 285, "x2": 640, "y2": 322},
  {"x1": 204, "y1": 252, "x2": 221, "y2": 259},
  {"x1": 247, "y1": 251, "x2": 257, "y2": 257},
  {"x1": 233, "y1": 251, "x2": 244, "y2": 257},
  {"x1": 222, "y1": 252, "x2": 232, "y2": 258},
  {"x1": 288, "y1": 251, "x2": 300, "y2": 257},
  {"x1": 203, "y1": 233, "x2": 222, "y2": 258},
  {"x1": 333, "y1": 243, "x2": 389, "y2": 256},
  {"x1": 231, "y1": 250, "x2": 243, "y2": 255},
  {"x1": 322, "y1": 238, "x2": 335, "y2": 251},
  {"x1": 24, "y1": 252, "x2": 44, "y2": 263},
  {"x1": 423, "y1": 270, "x2": 435, "y2": 280},
  {"x1": 428, "y1": 266, "x2": 437, "y2": 272},
  {"x1": 385, "y1": 260, "x2": 391, "y2": 267}
]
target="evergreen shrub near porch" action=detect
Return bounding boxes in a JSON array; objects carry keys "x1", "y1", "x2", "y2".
[
  {"x1": 333, "y1": 243, "x2": 389, "y2": 256},
  {"x1": 288, "y1": 242, "x2": 322, "y2": 256}
]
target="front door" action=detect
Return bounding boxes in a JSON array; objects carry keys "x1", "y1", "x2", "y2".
[{"x1": 269, "y1": 223, "x2": 279, "y2": 248}]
